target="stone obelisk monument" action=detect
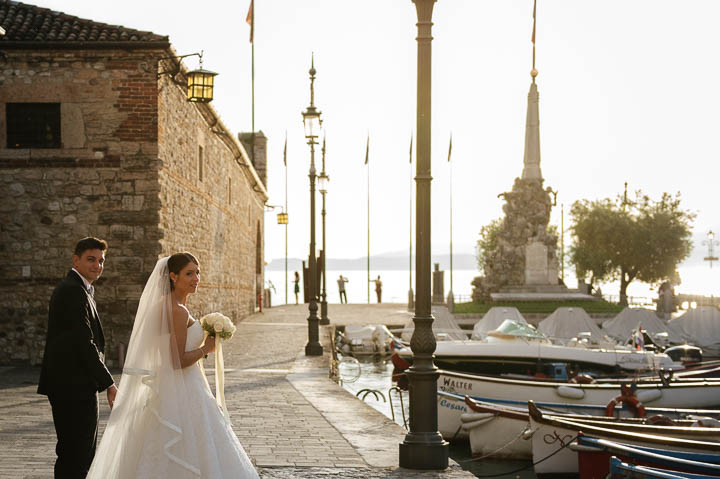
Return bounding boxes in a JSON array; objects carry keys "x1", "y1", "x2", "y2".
[{"x1": 471, "y1": 2, "x2": 593, "y2": 302}]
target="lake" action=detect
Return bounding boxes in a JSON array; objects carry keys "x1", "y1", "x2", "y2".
[{"x1": 265, "y1": 268, "x2": 478, "y2": 305}]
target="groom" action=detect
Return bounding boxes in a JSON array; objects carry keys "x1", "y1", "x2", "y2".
[{"x1": 38, "y1": 237, "x2": 117, "y2": 479}]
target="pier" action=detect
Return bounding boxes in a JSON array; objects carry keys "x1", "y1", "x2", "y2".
[{"x1": 0, "y1": 304, "x2": 473, "y2": 478}]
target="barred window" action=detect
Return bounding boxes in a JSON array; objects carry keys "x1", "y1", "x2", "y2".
[{"x1": 6, "y1": 103, "x2": 61, "y2": 148}]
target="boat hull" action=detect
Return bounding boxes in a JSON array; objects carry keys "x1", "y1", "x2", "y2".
[{"x1": 439, "y1": 370, "x2": 720, "y2": 409}]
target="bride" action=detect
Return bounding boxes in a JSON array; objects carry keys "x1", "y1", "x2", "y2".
[{"x1": 88, "y1": 253, "x2": 259, "y2": 478}]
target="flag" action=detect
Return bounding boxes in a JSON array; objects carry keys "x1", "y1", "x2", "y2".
[
  {"x1": 409, "y1": 133, "x2": 413, "y2": 164},
  {"x1": 531, "y1": 0, "x2": 537, "y2": 44},
  {"x1": 364, "y1": 135, "x2": 369, "y2": 165},
  {"x1": 283, "y1": 132, "x2": 287, "y2": 166},
  {"x1": 246, "y1": 0, "x2": 254, "y2": 43},
  {"x1": 448, "y1": 134, "x2": 453, "y2": 162}
]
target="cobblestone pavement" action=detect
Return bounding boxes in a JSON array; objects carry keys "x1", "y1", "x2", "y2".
[{"x1": 0, "y1": 303, "x2": 473, "y2": 478}]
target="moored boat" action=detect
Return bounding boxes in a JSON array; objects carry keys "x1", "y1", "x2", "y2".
[
  {"x1": 578, "y1": 436, "x2": 720, "y2": 478},
  {"x1": 438, "y1": 369, "x2": 720, "y2": 409},
  {"x1": 395, "y1": 319, "x2": 678, "y2": 377},
  {"x1": 528, "y1": 402, "x2": 720, "y2": 477},
  {"x1": 460, "y1": 395, "x2": 720, "y2": 461},
  {"x1": 437, "y1": 389, "x2": 720, "y2": 447}
]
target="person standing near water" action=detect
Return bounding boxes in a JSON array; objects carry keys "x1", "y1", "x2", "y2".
[
  {"x1": 372, "y1": 275, "x2": 382, "y2": 303},
  {"x1": 337, "y1": 275, "x2": 349, "y2": 304},
  {"x1": 293, "y1": 271, "x2": 300, "y2": 304}
]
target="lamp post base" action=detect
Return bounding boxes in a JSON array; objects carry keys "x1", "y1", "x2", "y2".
[
  {"x1": 399, "y1": 439, "x2": 449, "y2": 470},
  {"x1": 319, "y1": 300, "x2": 330, "y2": 325},
  {"x1": 305, "y1": 342, "x2": 323, "y2": 356}
]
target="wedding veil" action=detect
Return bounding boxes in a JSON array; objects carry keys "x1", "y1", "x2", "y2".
[{"x1": 87, "y1": 257, "x2": 202, "y2": 478}]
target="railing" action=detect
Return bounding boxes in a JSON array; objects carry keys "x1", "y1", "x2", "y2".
[{"x1": 601, "y1": 295, "x2": 654, "y2": 307}]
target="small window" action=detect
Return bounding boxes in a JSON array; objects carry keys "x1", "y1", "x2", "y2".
[
  {"x1": 198, "y1": 146, "x2": 204, "y2": 181},
  {"x1": 6, "y1": 103, "x2": 61, "y2": 148}
]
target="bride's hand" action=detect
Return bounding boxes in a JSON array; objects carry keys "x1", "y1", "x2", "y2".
[{"x1": 203, "y1": 335, "x2": 216, "y2": 354}]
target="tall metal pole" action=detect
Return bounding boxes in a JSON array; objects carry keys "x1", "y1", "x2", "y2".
[
  {"x1": 448, "y1": 134, "x2": 453, "y2": 299},
  {"x1": 560, "y1": 203, "x2": 565, "y2": 282},
  {"x1": 304, "y1": 61, "x2": 322, "y2": 356},
  {"x1": 284, "y1": 133, "x2": 288, "y2": 305},
  {"x1": 400, "y1": 0, "x2": 449, "y2": 469},
  {"x1": 408, "y1": 134, "x2": 414, "y2": 311},
  {"x1": 320, "y1": 137, "x2": 330, "y2": 325},
  {"x1": 366, "y1": 136, "x2": 371, "y2": 304}
]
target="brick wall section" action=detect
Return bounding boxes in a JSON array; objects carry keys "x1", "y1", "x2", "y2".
[
  {"x1": 157, "y1": 69, "x2": 266, "y2": 323},
  {"x1": 0, "y1": 49, "x2": 163, "y2": 365}
]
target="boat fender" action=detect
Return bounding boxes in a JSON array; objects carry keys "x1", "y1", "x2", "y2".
[
  {"x1": 556, "y1": 385, "x2": 585, "y2": 399},
  {"x1": 636, "y1": 389, "x2": 662, "y2": 404},
  {"x1": 646, "y1": 415, "x2": 676, "y2": 426},
  {"x1": 692, "y1": 417, "x2": 720, "y2": 428},
  {"x1": 606, "y1": 395, "x2": 646, "y2": 418}
]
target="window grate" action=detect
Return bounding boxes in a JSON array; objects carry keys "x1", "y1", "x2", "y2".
[{"x1": 6, "y1": 103, "x2": 61, "y2": 149}]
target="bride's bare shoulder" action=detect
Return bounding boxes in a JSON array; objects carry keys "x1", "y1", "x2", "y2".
[{"x1": 171, "y1": 303, "x2": 190, "y2": 325}]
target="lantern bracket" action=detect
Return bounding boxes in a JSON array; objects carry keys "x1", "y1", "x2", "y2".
[{"x1": 156, "y1": 52, "x2": 203, "y2": 87}]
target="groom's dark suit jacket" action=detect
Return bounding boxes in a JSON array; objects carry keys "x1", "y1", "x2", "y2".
[{"x1": 38, "y1": 270, "x2": 114, "y2": 398}]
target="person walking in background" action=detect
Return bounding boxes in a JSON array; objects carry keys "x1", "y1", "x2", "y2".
[
  {"x1": 293, "y1": 271, "x2": 300, "y2": 305},
  {"x1": 337, "y1": 275, "x2": 349, "y2": 304},
  {"x1": 373, "y1": 275, "x2": 383, "y2": 304}
]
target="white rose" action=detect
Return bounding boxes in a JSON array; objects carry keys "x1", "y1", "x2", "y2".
[
  {"x1": 222, "y1": 318, "x2": 232, "y2": 330},
  {"x1": 213, "y1": 322, "x2": 224, "y2": 332}
]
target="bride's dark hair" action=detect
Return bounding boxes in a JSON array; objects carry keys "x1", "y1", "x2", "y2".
[{"x1": 167, "y1": 252, "x2": 199, "y2": 290}]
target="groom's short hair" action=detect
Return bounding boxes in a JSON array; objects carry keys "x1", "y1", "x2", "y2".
[{"x1": 74, "y1": 237, "x2": 108, "y2": 257}]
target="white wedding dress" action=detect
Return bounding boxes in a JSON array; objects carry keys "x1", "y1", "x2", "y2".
[
  {"x1": 87, "y1": 258, "x2": 259, "y2": 479},
  {"x1": 132, "y1": 320, "x2": 258, "y2": 478}
]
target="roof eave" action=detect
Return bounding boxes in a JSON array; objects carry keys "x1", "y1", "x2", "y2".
[{"x1": 0, "y1": 40, "x2": 171, "y2": 50}]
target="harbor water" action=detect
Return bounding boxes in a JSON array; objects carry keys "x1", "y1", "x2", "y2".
[{"x1": 339, "y1": 356, "x2": 537, "y2": 478}]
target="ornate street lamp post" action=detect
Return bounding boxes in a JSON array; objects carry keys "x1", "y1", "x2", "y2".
[
  {"x1": 319, "y1": 136, "x2": 330, "y2": 325},
  {"x1": 302, "y1": 56, "x2": 323, "y2": 356},
  {"x1": 399, "y1": 0, "x2": 449, "y2": 470}
]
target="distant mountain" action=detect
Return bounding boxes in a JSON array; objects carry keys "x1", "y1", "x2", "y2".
[{"x1": 266, "y1": 253, "x2": 478, "y2": 271}]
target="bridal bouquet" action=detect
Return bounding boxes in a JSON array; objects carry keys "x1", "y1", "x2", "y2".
[{"x1": 200, "y1": 312, "x2": 237, "y2": 340}]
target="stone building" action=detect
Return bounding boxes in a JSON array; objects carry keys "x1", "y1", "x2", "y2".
[{"x1": 0, "y1": 1, "x2": 268, "y2": 365}]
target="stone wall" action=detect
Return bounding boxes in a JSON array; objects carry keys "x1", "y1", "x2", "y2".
[
  {"x1": 0, "y1": 49, "x2": 164, "y2": 365},
  {"x1": 157, "y1": 66, "x2": 266, "y2": 323},
  {"x1": 0, "y1": 48, "x2": 267, "y2": 366}
]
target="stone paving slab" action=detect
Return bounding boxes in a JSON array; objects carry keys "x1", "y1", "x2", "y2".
[{"x1": 0, "y1": 304, "x2": 473, "y2": 478}]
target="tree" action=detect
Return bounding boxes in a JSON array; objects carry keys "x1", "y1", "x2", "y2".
[
  {"x1": 569, "y1": 191, "x2": 694, "y2": 306},
  {"x1": 475, "y1": 218, "x2": 502, "y2": 274}
]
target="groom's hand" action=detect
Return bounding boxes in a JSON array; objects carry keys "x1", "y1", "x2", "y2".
[{"x1": 107, "y1": 384, "x2": 118, "y2": 409}]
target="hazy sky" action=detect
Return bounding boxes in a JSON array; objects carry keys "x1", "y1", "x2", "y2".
[{"x1": 24, "y1": 0, "x2": 720, "y2": 294}]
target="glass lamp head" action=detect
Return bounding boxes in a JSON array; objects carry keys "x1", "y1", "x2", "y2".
[
  {"x1": 186, "y1": 68, "x2": 218, "y2": 103},
  {"x1": 318, "y1": 172, "x2": 329, "y2": 194},
  {"x1": 302, "y1": 106, "x2": 322, "y2": 139}
]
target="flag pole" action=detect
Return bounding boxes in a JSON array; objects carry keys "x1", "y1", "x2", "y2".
[
  {"x1": 448, "y1": 134, "x2": 453, "y2": 300},
  {"x1": 284, "y1": 132, "x2": 288, "y2": 305},
  {"x1": 366, "y1": 135, "x2": 370, "y2": 304},
  {"x1": 409, "y1": 133, "x2": 414, "y2": 311},
  {"x1": 247, "y1": 1, "x2": 255, "y2": 160}
]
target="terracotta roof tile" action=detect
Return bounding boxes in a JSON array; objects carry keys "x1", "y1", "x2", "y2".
[{"x1": 0, "y1": 0, "x2": 168, "y2": 45}]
